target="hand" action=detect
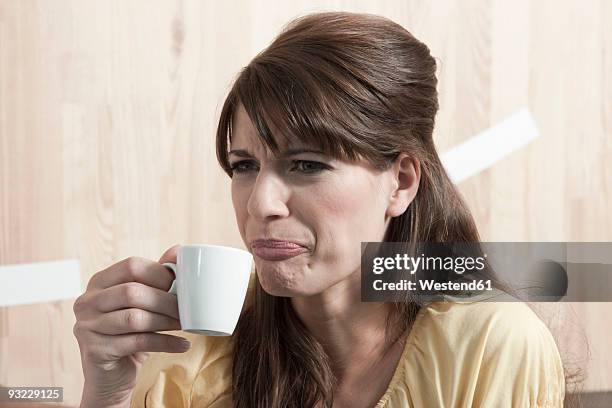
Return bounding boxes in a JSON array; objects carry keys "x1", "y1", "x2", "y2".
[{"x1": 73, "y1": 245, "x2": 190, "y2": 408}]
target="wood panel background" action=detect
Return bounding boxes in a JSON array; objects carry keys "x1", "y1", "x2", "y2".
[{"x1": 0, "y1": 0, "x2": 610, "y2": 406}]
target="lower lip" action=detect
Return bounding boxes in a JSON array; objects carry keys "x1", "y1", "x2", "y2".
[{"x1": 252, "y1": 246, "x2": 309, "y2": 261}]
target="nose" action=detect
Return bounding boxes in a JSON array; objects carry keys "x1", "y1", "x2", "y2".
[{"x1": 246, "y1": 167, "x2": 290, "y2": 220}]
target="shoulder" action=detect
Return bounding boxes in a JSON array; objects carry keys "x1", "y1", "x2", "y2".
[
  {"x1": 407, "y1": 300, "x2": 565, "y2": 369},
  {"x1": 130, "y1": 273, "x2": 258, "y2": 408},
  {"x1": 416, "y1": 300, "x2": 556, "y2": 351},
  {"x1": 394, "y1": 300, "x2": 565, "y2": 407}
]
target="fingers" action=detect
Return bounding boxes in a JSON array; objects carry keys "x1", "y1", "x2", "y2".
[
  {"x1": 78, "y1": 330, "x2": 191, "y2": 361},
  {"x1": 78, "y1": 282, "x2": 180, "y2": 320},
  {"x1": 110, "y1": 332, "x2": 191, "y2": 357},
  {"x1": 87, "y1": 256, "x2": 175, "y2": 291},
  {"x1": 73, "y1": 247, "x2": 189, "y2": 392},
  {"x1": 84, "y1": 308, "x2": 181, "y2": 335},
  {"x1": 85, "y1": 245, "x2": 180, "y2": 291},
  {"x1": 158, "y1": 245, "x2": 180, "y2": 265}
]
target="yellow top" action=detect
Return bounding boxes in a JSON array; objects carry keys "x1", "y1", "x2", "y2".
[{"x1": 130, "y1": 275, "x2": 565, "y2": 408}]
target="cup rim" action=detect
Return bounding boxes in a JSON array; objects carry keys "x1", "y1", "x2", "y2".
[{"x1": 179, "y1": 244, "x2": 252, "y2": 256}]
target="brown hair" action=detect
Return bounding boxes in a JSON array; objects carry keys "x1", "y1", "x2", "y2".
[{"x1": 215, "y1": 11, "x2": 579, "y2": 408}]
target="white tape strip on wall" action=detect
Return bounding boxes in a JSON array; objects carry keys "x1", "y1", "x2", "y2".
[
  {"x1": 441, "y1": 108, "x2": 539, "y2": 184},
  {"x1": 0, "y1": 259, "x2": 81, "y2": 307}
]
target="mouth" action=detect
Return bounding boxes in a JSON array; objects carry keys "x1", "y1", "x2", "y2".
[{"x1": 250, "y1": 239, "x2": 310, "y2": 261}]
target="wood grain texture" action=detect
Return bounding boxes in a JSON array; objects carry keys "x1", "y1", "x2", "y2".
[{"x1": 0, "y1": 0, "x2": 610, "y2": 405}]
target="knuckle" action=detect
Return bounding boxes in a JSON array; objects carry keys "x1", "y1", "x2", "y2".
[
  {"x1": 133, "y1": 332, "x2": 149, "y2": 349},
  {"x1": 73, "y1": 296, "x2": 84, "y2": 315},
  {"x1": 86, "y1": 272, "x2": 99, "y2": 290},
  {"x1": 125, "y1": 256, "x2": 145, "y2": 280},
  {"x1": 73, "y1": 292, "x2": 96, "y2": 316},
  {"x1": 123, "y1": 282, "x2": 144, "y2": 304},
  {"x1": 73, "y1": 321, "x2": 88, "y2": 339},
  {"x1": 124, "y1": 309, "x2": 146, "y2": 330},
  {"x1": 72, "y1": 322, "x2": 81, "y2": 338}
]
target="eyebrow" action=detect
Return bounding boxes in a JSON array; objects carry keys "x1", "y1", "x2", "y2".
[{"x1": 228, "y1": 147, "x2": 326, "y2": 159}]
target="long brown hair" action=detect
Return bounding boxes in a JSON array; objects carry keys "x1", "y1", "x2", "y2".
[{"x1": 215, "y1": 11, "x2": 578, "y2": 408}]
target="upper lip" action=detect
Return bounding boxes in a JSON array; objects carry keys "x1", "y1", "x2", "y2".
[{"x1": 250, "y1": 238, "x2": 309, "y2": 249}]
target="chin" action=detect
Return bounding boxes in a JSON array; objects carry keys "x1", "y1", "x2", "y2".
[
  {"x1": 255, "y1": 264, "x2": 311, "y2": 297},
  {"x1": 257, "y1": 268, "x2": 297, "y2": 296}
]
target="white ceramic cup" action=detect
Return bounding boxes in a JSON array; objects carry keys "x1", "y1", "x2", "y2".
[{"x1": 162, "y1": 244, "x2": 253, "y2": 336}]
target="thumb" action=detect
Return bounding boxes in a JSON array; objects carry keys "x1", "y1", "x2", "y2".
[{"x1": 158, "y1": 244, "x2": 180, "y2": 265}]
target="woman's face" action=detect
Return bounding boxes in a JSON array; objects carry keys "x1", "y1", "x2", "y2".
[{"x1": 229, "y1": 104, "x2": 413, "y2": 297}]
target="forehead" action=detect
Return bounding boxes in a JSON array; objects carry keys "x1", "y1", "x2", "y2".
[
  {"x1": 231, "y1": 104, "x2": 263, "y2": 146},
  {"x1": 230, "y1": 103, "x2": 311, "y2": 156}
]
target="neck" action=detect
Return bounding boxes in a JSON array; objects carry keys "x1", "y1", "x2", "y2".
[{"x1": 290, "y1": 270, "x2": 402, "y2": 381}]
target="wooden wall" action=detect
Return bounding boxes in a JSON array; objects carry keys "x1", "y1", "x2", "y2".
[{"x1": 0, "y1": 0, "x2": 610, "y2": 406}]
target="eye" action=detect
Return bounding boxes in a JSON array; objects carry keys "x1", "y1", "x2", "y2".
[
  {"x1": 291, "y1": 160, "x2": 328, "y2": 174},
  {"x1": 229, "y1": 159, "x2": 329, "y2": 175},
  {"x1": 229, "y1": 160, "x2": 258, "y2": 173}
]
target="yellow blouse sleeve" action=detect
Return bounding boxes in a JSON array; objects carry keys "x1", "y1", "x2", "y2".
[
  {"x1": 129, "y1": 332, "x2": 234, "y2": 408},
  {"x1": 466, "y1": 302, "x2": 565, "y2": 407},
  {"x1": 383, "y1": 300, "x2": 565, "y2": 408}
]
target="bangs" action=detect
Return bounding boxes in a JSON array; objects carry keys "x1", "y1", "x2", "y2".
[
  {"x1": 239, "y1": 62, "x2": 358, "y2": 158},
  {"x1": 215, "y1": 36, "x2": 406, "y2": 177},
  {"x1": 216, "y1": 61, "x2": 370, "y2": 176}
]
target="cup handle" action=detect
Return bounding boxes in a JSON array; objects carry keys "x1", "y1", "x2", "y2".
[{"x1": 162, "y1": 262, "x2": 178, "y2": 295}]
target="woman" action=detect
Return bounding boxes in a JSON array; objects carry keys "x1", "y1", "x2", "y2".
[{"x1": 73, "y1": 11, "x2": 566, "y2": 408}]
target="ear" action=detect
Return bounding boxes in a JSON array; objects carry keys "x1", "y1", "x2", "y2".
[{"x1": 385, "y1": 153, "x2": 420, "y2": 218}]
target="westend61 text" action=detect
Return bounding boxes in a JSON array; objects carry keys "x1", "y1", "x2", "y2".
[{"x1": 373, "y1": 279, "x2": 493, "y2": 291}]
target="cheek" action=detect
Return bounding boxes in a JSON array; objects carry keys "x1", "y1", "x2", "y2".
[
  {"x1": 310, "y1": 175, "x2": 384, "y2": 258},
  {"x1": 231, "y1": 182, "x2": 249, "y2": 235},
  {"x1": 314, "y1": 175, "x2": 383, "y2": 228}
]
